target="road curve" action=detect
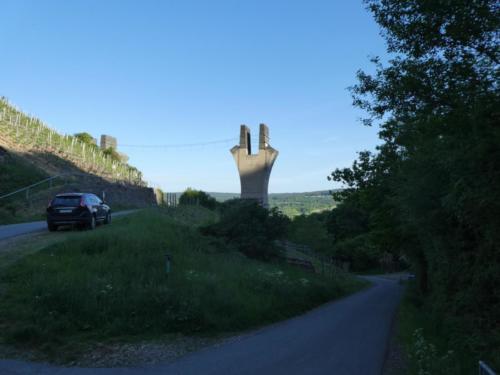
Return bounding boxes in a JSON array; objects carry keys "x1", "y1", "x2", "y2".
[
  {"x1": 0, "y1": 276, "x2": 403, "y2": 375},
  {"x1": 0, "y1": 210, "x2": 138, "y2": 241}
]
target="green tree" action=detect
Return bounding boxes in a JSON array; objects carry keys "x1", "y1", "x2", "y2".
[
  {"x1": 328, "y1": 148, "x2": 404, "y2": 271},
  {"x1": 288, "y1": 212, "x2": 334, "y2": 255},
  {"x1": 330, "y1": 0, "x2": 499, "y2": 368},
  {"x1": 102, "y1": 147, "x2": 121, "y2": 162},
  {"x1": 201, "y1": 199, "x2": 290, "y2": 260},
  {"x1": 74, "y1": 132, "x2": 95, "y2": 146},
  {"x1": 179, "y1": 188, "x2": 218, "y2": 210}
]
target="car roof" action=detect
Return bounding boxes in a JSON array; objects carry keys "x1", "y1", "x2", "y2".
[{"x1": 55, "y1": 193, "x2": 90, "y2": 197}]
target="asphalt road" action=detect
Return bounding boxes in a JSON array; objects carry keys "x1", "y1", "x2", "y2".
[
  {"x1": 0, "y1": 210, "x2": 138, "y2": 241},
  {"x1": 0, "y1": 276, "x2": 403, "y2": 375}
]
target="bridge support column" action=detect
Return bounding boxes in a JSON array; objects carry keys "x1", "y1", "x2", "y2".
[{"x1": 230, "y1": 124, "x2": 278, "y2": 207}]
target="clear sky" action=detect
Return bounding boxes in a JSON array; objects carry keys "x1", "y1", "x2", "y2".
[{"x1": 0, "y1": 0, "x2": 387, "y2": 193}]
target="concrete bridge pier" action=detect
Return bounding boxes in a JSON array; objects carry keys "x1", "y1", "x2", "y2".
[{"x1": 230, "y1": 124, "x2": 278, "y2": 207}]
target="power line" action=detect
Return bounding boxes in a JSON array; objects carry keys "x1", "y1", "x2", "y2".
[{"x1": 119, "y1": 137, "x2": 238, "y2": 149}]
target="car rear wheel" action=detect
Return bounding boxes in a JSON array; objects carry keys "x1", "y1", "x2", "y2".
[
  {"x1": 104, "y1": 212, "x2": 111, "y2": 224},
  {"x1": 47, "y1": 222, "x2": 58, "y2": 232},
  {"x1": 88, "y1": 215, "x2": 96, "y2": 230}
]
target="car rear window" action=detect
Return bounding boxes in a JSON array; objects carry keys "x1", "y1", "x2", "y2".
[{"x1": 52, "y1": 196, "x2": 81, "y2": 206}]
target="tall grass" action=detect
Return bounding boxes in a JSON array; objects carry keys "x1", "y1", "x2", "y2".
[
  {"x1": 0, "y1": 207, "x2": 363, "y2": 353},
  {"x1": 396, "y1": 283, "x2": 488, "y2": 375}
]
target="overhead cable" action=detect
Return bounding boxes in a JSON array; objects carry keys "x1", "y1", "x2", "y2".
[{"x1": 119, "y1": 137, "x2": 238, "y2": 149}]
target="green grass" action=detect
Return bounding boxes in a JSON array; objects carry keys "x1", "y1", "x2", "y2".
[
  {"x1": 0, "y1": 155, "x2": 47, "y2": 196},
  {"x1": 0, "y1": 153, "x2": 48, "y2": 196},
  {"x1": 0, "y1": 152, "x2": 57, "y2": 224},
  {"x1": 396, "y1": 282, "x2": 498, "y2": 375},
  {"x1": 0, "y1": 206, "x2": 364, "y2": 360}
]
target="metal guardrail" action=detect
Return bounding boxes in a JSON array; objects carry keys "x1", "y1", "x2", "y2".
[
  {"x1": 0, "y1": 172, "x2": 93, "y2": 201},
  {"x1": 479, "y1": 361, "x2": 497, "y2": 375},
  {"x1": 0, "y1": 175, "x2": 64, "y2": 200}
]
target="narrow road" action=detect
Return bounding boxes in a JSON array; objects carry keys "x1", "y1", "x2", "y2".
[
  {"x1": 0, "y1": 210, "x2": 138, "y2": 240},
  {"x1": 0, "y1": 276, "x2": 403, "y2": 375}
]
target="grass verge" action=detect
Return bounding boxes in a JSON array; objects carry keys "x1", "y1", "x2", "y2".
[
  {"x1": 0, "y1": 206, "x2": 365, "y2": 363},
  {"x1": 396, "y1": 282, "x2": 499, "y2": 375}
]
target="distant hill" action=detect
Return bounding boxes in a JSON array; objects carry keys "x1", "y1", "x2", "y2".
[
  {"x1": 176, "y1": 190, "x2": 337, "y2": 217},
  {"x1": 268, "y1": 190, "x2": 337, "y2": 217}
]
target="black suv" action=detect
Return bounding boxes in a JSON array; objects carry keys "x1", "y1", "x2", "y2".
[{"x1": 46, "y1": 193, "x2": 111, "y2": 231}]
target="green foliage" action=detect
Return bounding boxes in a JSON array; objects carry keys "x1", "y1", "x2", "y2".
[
  {"x1": 329, "y1": 0, "x2": 499, "y2": 370},
  {"x1": 328, "y1": 204, "x2": 369, "y2": 243},
  {"x1": 73, "y1": 132, "x2": 95, "y2": 146},
  {"x1": 102, "y1": 147, "x2": 121, "y2": 162},
  {"x1": 0, "y1": 152, "x2": 47, "y2": 196},
  {"x1": 331, "y1": 234, "x2": 380, "y2": 271},
  {"x1": 0, "y1": 152, "x2": 51, "y2": 224},
  {"x1": 179, "y1": 188, "x2": 218, "y2": 210},
  {"x1": 201, "y1": 199, "x2": 290, "y2": 260},
  {"x1": 287, "y1": 212, "x2": 334, "y2": 255},
  {"x1": 397, "y1": 285, "x2": 476, "y2": 374},
  {"x1": 0, "y1": 208, "x2": 362, "y2": 355},
  {"x1": 408, "y1": 328, "x2": 459, "y2": 375}
]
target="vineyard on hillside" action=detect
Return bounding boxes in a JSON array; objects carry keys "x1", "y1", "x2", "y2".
[{"x1": 0, "y1": 97, "x2": 144, "y2": 186}]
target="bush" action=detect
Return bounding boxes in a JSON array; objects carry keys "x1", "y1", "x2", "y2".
[
  {"x1": 73, "y1": 132, "x2": 95, "y2": 146},
  {"x1": 179, "y1": 188, "x2": 218, "y2": 210},
  {"x1": 102, "y1": 147, "x2": 121, "y2": 162},
  {"x1": 201, "y1": 199, "x2": 290, "y2": 260},
  {"x1": 287, "y1": 212, "x2": 334, "y2": 255},
  {"x1": 332, "y1": 233, "x2": 380, "y2": 271}
]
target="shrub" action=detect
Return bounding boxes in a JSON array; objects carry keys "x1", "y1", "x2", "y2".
[
  {"x1": 332, "y1": 233, "x2": 380, "y2": 271},
  {"x1": 408, "y1": 328, "x2": 460, "y2": 375},
  {"x1": 288, "y1": 212, "x2": 334, "y2": 255},
  {"x1": 201, "y1": 199, "x2": 290, "y2": 260},
  {"x1": 179, "y1": 188, "x2": 218, "y2": 210},
  {"x1": 102, "y1": 147, "x2": 121, "y2": 162},
  {"x1": 73, "y1": 132, "x2": 95, "y2": 146}
]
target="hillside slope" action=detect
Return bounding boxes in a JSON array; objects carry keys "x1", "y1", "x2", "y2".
[{"x1": 0, "y1": 97, "x2": 156, "y2": 223}]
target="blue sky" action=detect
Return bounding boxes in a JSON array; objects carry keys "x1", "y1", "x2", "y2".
[{"x1": 1, "y1": 0, "x2": 387, "y2": 193}]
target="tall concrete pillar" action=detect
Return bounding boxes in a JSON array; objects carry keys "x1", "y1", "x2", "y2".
[{"x1": 230, "y1": 124, "x2": 278, "y2": 207}]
